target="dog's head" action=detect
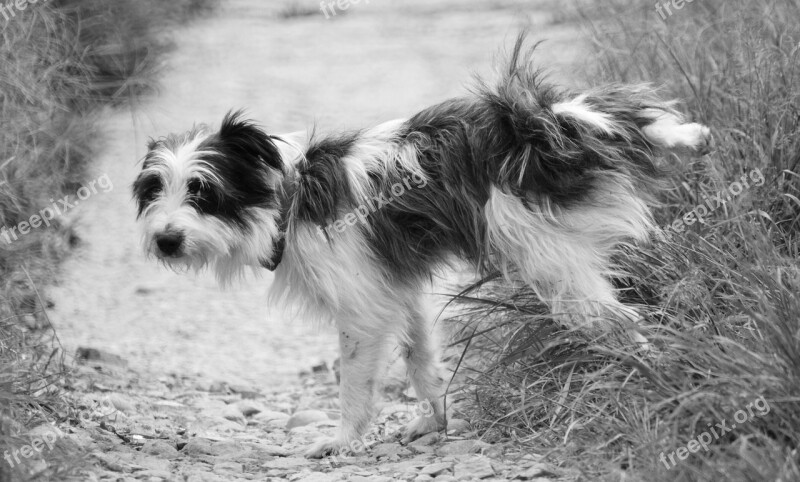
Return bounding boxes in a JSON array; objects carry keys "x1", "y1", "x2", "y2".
[{"x1": 132, "y1": 111, "x2": 287, "y2": 282}]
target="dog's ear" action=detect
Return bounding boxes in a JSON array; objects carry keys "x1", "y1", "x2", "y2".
[
  {"x1": 146, "y1": 138, "x2": 158, "y2": 152},
  {"x1": 217, "y1": 110, "x2": 284, "y2": 173}
]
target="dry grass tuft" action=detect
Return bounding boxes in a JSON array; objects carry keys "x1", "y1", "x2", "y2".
[{"x1": 0, "y1": 0, "x2": 216, "y2": 479}]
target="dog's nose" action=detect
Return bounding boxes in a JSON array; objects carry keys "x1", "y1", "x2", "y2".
[{"x1": 155, "y1": 232, "x2": 184, "y2": 256}]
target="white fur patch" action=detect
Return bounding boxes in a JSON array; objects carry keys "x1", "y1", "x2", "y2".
[
  {"x1": 484, "y1": 181, "x2": 652, "y2": 328},
  {"x1": 273, "y1": 130, "x2": 308, "y2": 168},
  {"x1": 552, "y1": 94, "x2": 619, "y2": 136}
]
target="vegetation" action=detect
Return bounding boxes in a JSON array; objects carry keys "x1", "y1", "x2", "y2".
[
  {"x1": 454, "y1": 0, "x2": 800, "y2": 480},
  {"x1": 0, "y1": 0, "x2": 215, "y2": 479}
]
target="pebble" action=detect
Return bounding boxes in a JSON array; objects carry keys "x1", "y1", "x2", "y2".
[
  {"x1": 137, "y1": 469, "x2": 173, "y2": 480},
  {"x1": 262, "y1": 457, "x2": 315, "y2": 470},
  {"x1": 420, "y1": 462, "x2": 453, "y2": 476},
  {"x1": 207, "y1": 381, "x2": 229, "y2": 393},
  {"x1": 515, "y1": 462, "x2": 559, "y2": 479},
  {"x1": 372, "y1": 443, "x2": 412, "y2": 459},
  {"x1": 213, "y1": 461, "x2": 244, "y2": 474},
  {"x1": 141, "y1": 439, "x2": 180, "y2": 459},
  {"x1": 106, "y1": 393, "x2": 137, "y2": 414},
  {"x1": 408, "y1": 444, "x2": 436, "y2": 455},
  {"x1": 253, "y1": 410, "x2": 290, "y2": 423},
  {"x1": 153, "y1": 400, "x2": 185, "y2": 409},
  {"x1": 220, "y1": 404, "x2": 248, "y2": 425},
  {"x1": 292, "y1": 473, "x2": 344, "y2": 482},
  {"x1": 446, "y1": 419, "x2": 470, "y2": 435},
  {"x1": 234, "y1": 400, "x2": 264, "y2": 417},
  {"x1": 250, "y1": 444, "x2": 290, "y2": 458},
  {"x1": 286, "y1": 410, "x2": 330, "y2": 429},
  {"x1": 92, "y1": 452, "x2": 128, "y2": 472},
  {"x1": 454, "y1": 456, "x2": 495, "y2": 479},
  {"x1": 75, "y1": 347, "x2": 128, "y2": 367},
  {"x1": 181, "y1": 438, "x2": 218, "y2": 456},
  {"x1": 409, "y1": 432, "x2": 440, "y2": 448},
  {"x1": 435, "y1": 439, "x2": 491, "y2": 456}
]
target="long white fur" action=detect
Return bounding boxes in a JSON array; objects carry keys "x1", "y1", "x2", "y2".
[
  {"x1": 552, "y1": 94, "x2": 621, "y2": 136},
  {"x1": 484, "y1": 179, "x2": 651, "y2": 330}
]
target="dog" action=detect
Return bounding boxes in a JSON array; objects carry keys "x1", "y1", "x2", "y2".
[{"x1": 132, "y1": 37, "x2": 712, "y2": 457}]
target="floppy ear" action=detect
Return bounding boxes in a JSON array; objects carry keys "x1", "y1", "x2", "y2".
[{"x1": 217, "y1": 110, "x2": 284, "y2": 173}]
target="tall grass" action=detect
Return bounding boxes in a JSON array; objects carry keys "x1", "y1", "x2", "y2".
[
  {"x1": 0, "y1": 0, "x2": 215, "y2": 479},
  {"x1": 454, "y1": 1, "x2": 800, "y2": 480}
]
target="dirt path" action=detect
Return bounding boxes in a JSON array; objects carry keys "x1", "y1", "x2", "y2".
[{"x1": 46, "y1": 1, "x2": 585, "y2": 480}]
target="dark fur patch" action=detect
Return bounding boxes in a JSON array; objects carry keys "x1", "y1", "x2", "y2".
[
  {"x1": 287, "y1": 131, "x2": 360, "y2": 227},
  {"x1": 132, "y1": 167, "x2": 163, "y2": 218},
  {"x1": 473, "y1": 35, "x2": 662, "y2": 207},
  {"x1": 362, "y1": 103, "x2": 496, "y2": 283},
  {"x1": 486, "y1": 37, "x2": 665, "y2": 209},
  {"x1": 192, "y1": 111, "x2": 283, "y2": 228}
]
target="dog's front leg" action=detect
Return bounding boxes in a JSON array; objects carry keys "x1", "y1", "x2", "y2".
[{"x1": 305, "y1": 324, "x2": 386, "y2": 458}]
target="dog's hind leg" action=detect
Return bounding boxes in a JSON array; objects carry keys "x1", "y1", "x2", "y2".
[
  {"x1": 400, "y1": 301, "x2": 448, "y2": 443},
  {"x1": 306, "y1": 318, "x2": 390, "y2": 458},
  {"x1": 485, "y1": 186, "x2": 650, "y2": 347},
  {"x1": 522, "y1": 261, "x2": 650, "y2": 348}
]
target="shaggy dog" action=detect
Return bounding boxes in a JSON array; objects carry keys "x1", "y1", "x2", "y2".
[{"x1": 132, "y1": 37, "x2": 712, "y2": 457}]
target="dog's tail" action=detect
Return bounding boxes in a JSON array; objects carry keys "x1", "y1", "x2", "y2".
[{"x1": 474, "y1": 32, "x2": 712, "y2": 211}]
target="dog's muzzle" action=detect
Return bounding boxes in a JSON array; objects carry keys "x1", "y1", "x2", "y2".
[{"x1": 155, "y1": 231, "x2": 185, "y2": 257}]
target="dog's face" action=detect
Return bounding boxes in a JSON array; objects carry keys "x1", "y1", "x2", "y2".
[{"x1": 132, "y1": 112, "x2": 286, "y2": 282}]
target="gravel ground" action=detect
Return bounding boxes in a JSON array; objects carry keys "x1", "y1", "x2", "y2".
[{"x1": 44, "y1": 0, "x2": 586, "y2": 479}]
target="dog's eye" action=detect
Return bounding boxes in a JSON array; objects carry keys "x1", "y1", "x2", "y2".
[{"x1": 187, "y1": 179, "x2": 204, "y2": 196}]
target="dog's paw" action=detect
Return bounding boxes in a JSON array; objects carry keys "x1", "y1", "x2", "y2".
[
  {"x1": 684, "y1": 123, "x2": 715, "y2": 156},
  {"x1": 401, "y1": 415, "x2": 446, "y2": 444},
  {"x1": 629, "y1": 330, "x2": 652, "y2": 353},
  {"x1": 585, "y1": 305, "x2": 651, "y2": 353},
  {"x1": 613, "y1": 306, "x2": 652, "y2": 352},
  {"x1": 642, "y1": 113, "x2": 714, "y2": 156},
  {"x1": 305, "y1": 437, "x2": 347, "y2": 459}
]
